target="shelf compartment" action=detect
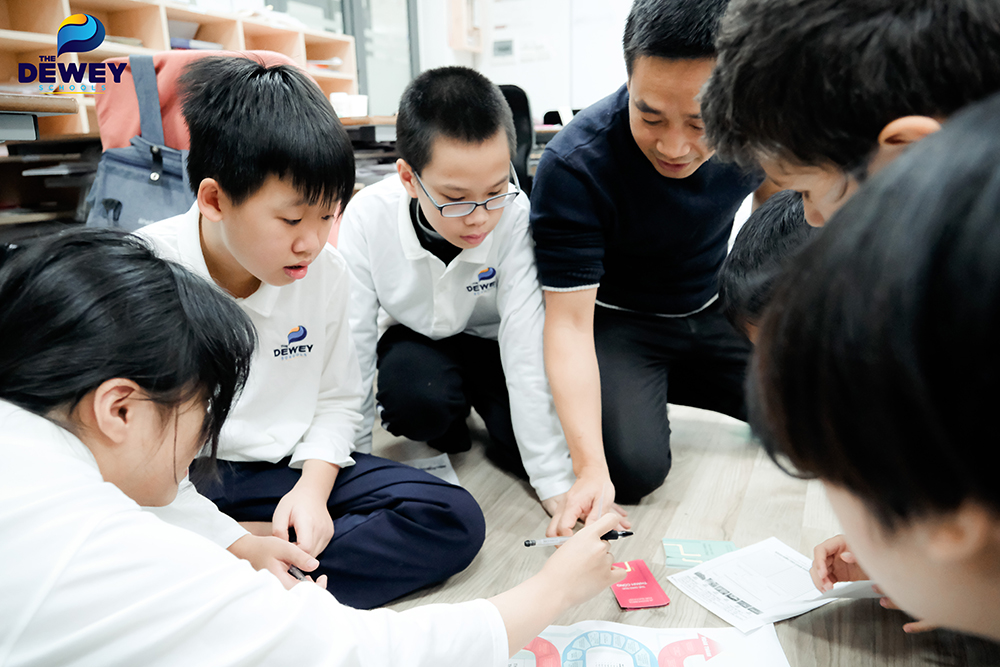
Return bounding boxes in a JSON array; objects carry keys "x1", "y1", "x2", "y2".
[
  {"x1": 240, "y1": 18, "x2": 304, "y2": 64},
  {"x1": 0, "y1": 0, "x2": 69, "y2": 35},
  {"x1": 68, "y1": 0, "x2": 167, "y2": 51},
  {"x1": 163, "y1": 4, "x2": 241, "y2": 51}
]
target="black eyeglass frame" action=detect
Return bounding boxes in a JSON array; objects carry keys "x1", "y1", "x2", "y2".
[{"x1": 412, "y1": 163, "x2": 522, "y2": 218}]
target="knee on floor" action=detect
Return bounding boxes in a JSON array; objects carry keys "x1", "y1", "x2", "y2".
[
  {"x1": 606, "y1": 449, "x2": 673, "y2": 504},
  {"x1": 379, "y1": 392, "x2": 462, "y2": 441}
]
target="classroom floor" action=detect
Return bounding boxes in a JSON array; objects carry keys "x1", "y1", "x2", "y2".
[{"x1": 375, "y1": 405, "x2": 1000, "y2": 666}]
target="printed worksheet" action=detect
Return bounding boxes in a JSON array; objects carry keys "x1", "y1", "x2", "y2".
[
  {"x1": 668, "y1": 537, "x2": 881, "y2": 632},
  {"x1": 402, "y1": 453, "x2": 461, "y2": 486},
  {"x1": 509, "y1": 620, "x2": 789, "y2": 667}
]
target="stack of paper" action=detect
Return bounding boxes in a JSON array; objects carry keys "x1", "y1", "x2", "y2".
[{"x1": 668, "y1": 537, "x2": 881, "y2": 632}]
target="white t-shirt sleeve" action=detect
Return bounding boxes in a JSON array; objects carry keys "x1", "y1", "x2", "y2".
[
  {"x1": 338, "y1": 200, "x2": 382, "y2": 453},
  {"x1": 292, "y1": 252, "x2": 365, "y2": 468},
  {"x1": 142, "y1": 474, "x2": 248, "y2": 548},
  {"x1": 494, "y1": 203, "x2": 576, "y2": 501},
  {"x1": 10, "y1": 508, "x2": 507, "y2": 667}
]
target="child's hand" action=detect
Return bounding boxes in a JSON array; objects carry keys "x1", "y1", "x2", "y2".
[
  {"x1": 489, "y1": 513, "x2": 628, "y2": 656},
  {"x1": 228, "y1": 534, "x2": 320, "y2": 590},
  {"x1": 812, "y1": 534, "x2": 936, "y2": 633},
  {"x1": 272, "y1": 460, "x2": 339, "y2": 557},
  {"x1": 272, "y1": 485, "x2": 335, "y2": 557},
  {"x1": 810, "y1": 534, "x2": 869, "y2": 592},
  {"x1": 541, "y1": 512, "x2": 628, "y2": 608}
]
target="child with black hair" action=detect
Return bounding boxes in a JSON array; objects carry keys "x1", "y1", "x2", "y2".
[
  {"x1": 138, "y1": 55, "x2": 485, "y2": 609},
  {"x1": 701, "y1": 0, "x2": 1000, "y2": 627},
  {"x1": 717, "y1": 189, "x2": 815, "y2": 341},
  {"x1": 702, "y1": 0, "x2": 1000, "y2": 226},
  {"x1": 748, "y1": 92, "x2": 1000, "y2": 638},
  {"x1": 0, "y1": 228, "x2": 628, "y2": 665},
  {"x1": 338, "y1": 66, "x2": 602, "y2": 535}
]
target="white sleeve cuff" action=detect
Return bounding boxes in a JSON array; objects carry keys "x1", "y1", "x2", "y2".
[
  {"x1": 541, "y1": 283, "x2": 600, "y2": 293},
  {"x1": 289, "y1": 439, "x2": 357, "y2": 469}
]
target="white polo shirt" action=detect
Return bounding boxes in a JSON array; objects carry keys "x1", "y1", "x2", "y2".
[
  {"x1": 0, "y1": 400, "x2": 508, "y2": 667},
  {"x1": 138, "y1": 205, "x2": 365, "y2": 546},
  {"x1": 138, "y1": 204, "x2": 364, "y2": 469},
  {"x1": 339, "y1": 177, "x2": 575, "y2": 501}
]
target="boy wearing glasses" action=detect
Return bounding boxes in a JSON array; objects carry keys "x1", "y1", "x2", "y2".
[{"x1": 339, "y1": 67, "x2": 582, "y2": 524}]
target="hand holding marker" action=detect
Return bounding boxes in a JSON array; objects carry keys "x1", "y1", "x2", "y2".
[{"x1": 525, "y1": 484, "x2": 633, "y2": 546}]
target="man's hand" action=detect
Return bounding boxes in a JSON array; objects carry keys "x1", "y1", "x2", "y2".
[
  {"x1": 272, "y1": 460, "x2": 338, "y2": 557},
  {"x1": 542, "y1": 470, "x2": 630, "y2": 537},
  {"x1": 228, "y1": 534, "x2": 322, "y2": 590}
]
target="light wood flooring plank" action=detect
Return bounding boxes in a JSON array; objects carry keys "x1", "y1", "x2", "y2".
[{"x1": 374, "y1": 405, "x2": 1000, "y2": 665}]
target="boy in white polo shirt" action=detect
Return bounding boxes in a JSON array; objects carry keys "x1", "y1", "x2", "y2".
[
  {"x1": 340, "y1": 67, "x2": 627, "y2": 532},
  {"x1": 137, "y1": 56, "x2": 485, "y2": 609}
]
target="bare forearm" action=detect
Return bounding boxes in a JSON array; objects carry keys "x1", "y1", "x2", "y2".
[
  {"x1": 544, "y1": 322, "x2": 608, "y2": 475},
  {"x1": 298, "y1": 459, "x2": 340, "y2": 498},
  {"x1": 490, "y1": 574, "x2": 569, "y2": 656}
]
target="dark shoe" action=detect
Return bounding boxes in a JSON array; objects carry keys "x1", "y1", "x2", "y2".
[{"x1": 427, "y1": 417, "x2": 473, "y2": 453}]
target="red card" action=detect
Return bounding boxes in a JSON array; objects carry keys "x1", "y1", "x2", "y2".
[{"x1": 612, "y1": 559, "x2": 671, "y2": 609}]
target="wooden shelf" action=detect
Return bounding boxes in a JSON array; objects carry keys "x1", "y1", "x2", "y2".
[
  {"x1": 0, "y1": 29, "x2": 56, "y2": 50},
  {"x1": 0, "y1": 91, "x2": 78, "y2": 113},
  {"x1": 308, "y1": 68, "x2": 353, "y2": 81},
  {"x1": 0, "y1": 0, "x2": 359, "y2": 138}
]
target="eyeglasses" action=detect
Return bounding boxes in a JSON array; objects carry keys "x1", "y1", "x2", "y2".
[{"x1": 412, "y1": 164, "x2": 521, "y2": 218}]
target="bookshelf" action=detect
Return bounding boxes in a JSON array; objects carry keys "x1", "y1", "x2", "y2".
[{"x1": 0, "y1": 0, "x2": 358, "y2": 137}]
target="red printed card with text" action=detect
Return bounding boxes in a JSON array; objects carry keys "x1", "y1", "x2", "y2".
[{"x1": 612, "y1": 559, "x2": 670, "y2": 609}]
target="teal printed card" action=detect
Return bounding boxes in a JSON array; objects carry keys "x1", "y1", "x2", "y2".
[{"x1": 662, "y1": 538, "x2": 737, "y2": 569}]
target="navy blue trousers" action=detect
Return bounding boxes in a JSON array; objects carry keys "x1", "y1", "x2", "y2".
[{"x1": 193, "y1": 452, "x2": 486, "y2": 609}]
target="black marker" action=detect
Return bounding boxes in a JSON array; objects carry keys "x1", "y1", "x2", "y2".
[{"x1": 524, "y1": 530, "x2": 634, "y2": 548}]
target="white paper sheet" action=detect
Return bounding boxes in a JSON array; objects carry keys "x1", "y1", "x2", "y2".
[
  {"x1": 668, "y1": 537, "x2": 881, "y2": 633},
  {"x1": 510, "y1": 620, "x2": 790, "y2": 667},
  {"x1": 402, "y1": 453, "x2": 461, "y2": 486}
]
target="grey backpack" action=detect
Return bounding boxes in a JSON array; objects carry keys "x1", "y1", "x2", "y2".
[{"x1": 85, "y1": 55, "x2": 194, "y2": 232}]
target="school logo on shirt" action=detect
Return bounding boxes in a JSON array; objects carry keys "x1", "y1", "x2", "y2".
[
  {"x1": 274, "y1": 325, "x2": 313, "y2": 360},
  {"x1": 467, "y1": 267, "x2": 498, "y2": 295}
]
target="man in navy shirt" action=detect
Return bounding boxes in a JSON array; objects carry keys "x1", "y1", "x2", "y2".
[{"x1": 530, "y1": 0, "x2": 766, "y2": 533}]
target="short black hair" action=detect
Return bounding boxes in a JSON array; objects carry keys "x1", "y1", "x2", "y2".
[
  {"x1": 748, "y1": 91, "x2": 1000, "y2": 528},
  {"x1": 395, "y1": 66, "x2": 515, "y2": 174},
  {"x1": 0, "y1": 228, "x2": 256, "y2": 468},
  {"x1": 718, "y1": 189, "x2": 815, "y2": 332},
  {"x1": 180, "y1": 56, "x2": 354, "y2": 209},
  {"x1": 623, "y1": 0, "x2": 730, "y2": 75},
  {"x1": 702, "y1": 0, "x2": 1000, "y2": 174}
]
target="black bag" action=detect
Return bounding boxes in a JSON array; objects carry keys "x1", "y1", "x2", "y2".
[{"x1": 85, "y1": 55, "x2": 194, "y2": 232}]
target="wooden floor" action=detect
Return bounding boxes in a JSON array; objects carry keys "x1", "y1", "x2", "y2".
[{"x1": 375, "y1": 405, "x2": 1000, "y2": 666}]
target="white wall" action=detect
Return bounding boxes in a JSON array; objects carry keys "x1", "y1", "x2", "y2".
[
  {"x1": 416, "y1": 0, "x2": 475, "y2": 72},
  {"x1": 415, "y1": 0, "x2": 632, "y2": 121}
]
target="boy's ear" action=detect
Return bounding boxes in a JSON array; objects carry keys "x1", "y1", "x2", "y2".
[
  {"x1": 867, "y1": 116, "x2": 943, "y2": 176},
  {"x1": 396, "y1": 159, "x2": 421, "y2": 200},
  {"x1": 85, "y1": 378, "x2": 144, "y2": 445},
  {"x1": 877, "y1": 116, "x2": 942, "y2": 147},
  {"x1": 920, "y1": 502, "x2": 996, "y2": 564},
  {"x1": 197, "y1": 178, "x2": 225, "y2": 223}
]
